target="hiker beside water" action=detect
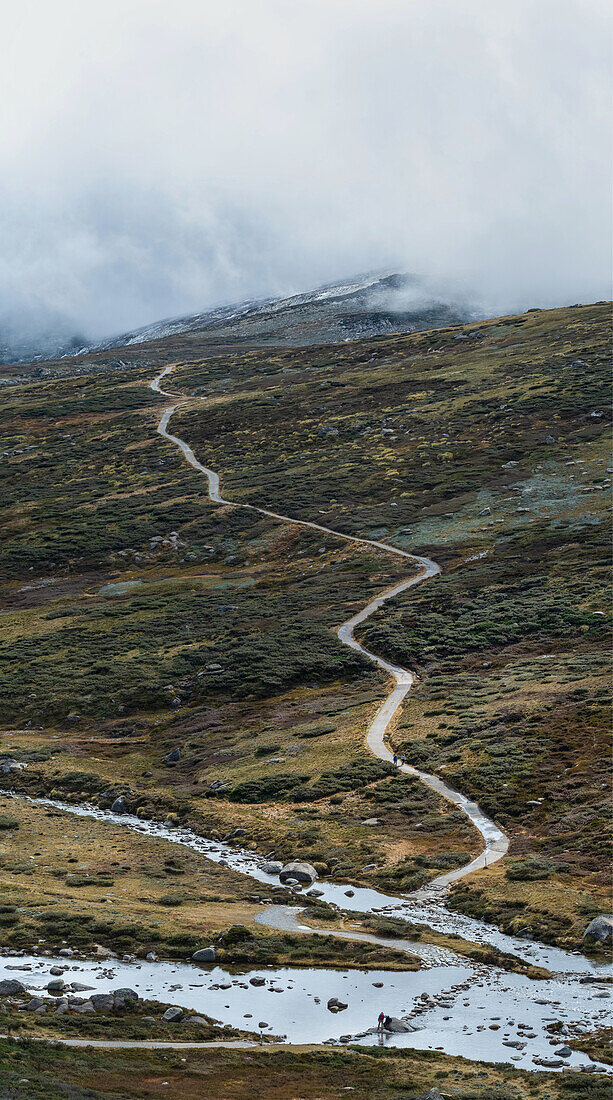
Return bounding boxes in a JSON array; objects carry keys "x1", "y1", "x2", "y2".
[{"x1": 377, "y1": 1011, "x2": 385, "y2": 1031}]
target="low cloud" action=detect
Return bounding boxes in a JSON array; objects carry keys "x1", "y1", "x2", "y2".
[{"x1": 2, "y1": 0, "x2": 611, "y2": 343}]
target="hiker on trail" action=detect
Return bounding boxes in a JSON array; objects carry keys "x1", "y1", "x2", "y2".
[
  {"x1": 377, "y1": 1011, "x2": 385, "y2": 1031},
  {"x1": 393, "y1": 753, "x2": 398, "y2": 765},
  {"x1": 400, "y1": 754, "x2": 406, "y2": 765}
]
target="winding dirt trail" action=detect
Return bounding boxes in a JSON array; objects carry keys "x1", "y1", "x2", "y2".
[{"x1": 151, "y1": 365, "x2": 508, "y2": 887}]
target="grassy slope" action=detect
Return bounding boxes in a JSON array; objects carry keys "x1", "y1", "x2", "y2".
[
  {"x1": 0, "y1": 304, "x2": 610, "y2": 954},
  {"x1": 168, "y1": 303, "x2": 612, "y2": 947},
  {"x1": 0, "y1": 1040, "x2": 610, "y2": 1100}
]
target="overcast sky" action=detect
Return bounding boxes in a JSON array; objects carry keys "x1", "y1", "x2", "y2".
[{"x1": 2, "y1": 0, "x2": 611, "y2": 340}]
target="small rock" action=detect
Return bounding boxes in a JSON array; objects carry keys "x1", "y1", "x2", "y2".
[
  {"x1": 327, "y1": 997, "x2": 348, "y2": 1012},
  {"x1": 164, "y1": 748, "x2": 181, "y2": 763}
]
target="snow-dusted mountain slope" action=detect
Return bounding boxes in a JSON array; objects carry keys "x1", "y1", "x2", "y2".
[{"x1": 83, "y1": 272, "x2": 475, "y2": 353}]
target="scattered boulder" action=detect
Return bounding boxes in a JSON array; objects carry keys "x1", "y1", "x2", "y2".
[
  {"x1": 25, "y1": 998, "x2": 46, "y2": 1012},
  {"x1": 279, "y1": 861, "x2": 318, "y2": 885},
  {"x1": 262, "y1": 861, "x2": 283, "y2": 875},
  {"x1": 162, "y1": 1006, "x2": 184, "y2": 1023},
  {"x1": 94, "y1": 945, "x2": 117, "y2": 959},
  {"x1": 49, "y1": 966, "x2": 64, "y2": 976},
  {"x1": 189, "y1": 1015, "x2": 209, "y2": 1027},
  {"x1": 583, "y1": 914, "x2": 613, "y2": 943},
  {"x1": 327, "y1": 997, "x2": 348, "y2": 1013},
  {"x1": 111, "y1": 796, "x2": 128, "y2": 815},
  {"x1": 113, "y1": 988, "x2": 139, "y2": 1006},
  {"x1": 192, "y1": 947, "x2": 216, "y2": 963},
  {"x1": 46, "y1": 979, "x2": 65, "y2": 993},
  {"x1": 249, "y1": 977, "x2": 266, "y2": 986},
  {"x1": 554, "y1": 1046, "x2": 572, "y2": 1057},
  {"x1": 90, "y1": 993, "x2": 115, "y2": 1012},
  {"x1": 0, "y1": 980, "x2": 26, "y2": 996},
  {"x1": 384, "y1": 1016, "x2": 414, "y2": 1033},
  {"x1": 164, "y1": 748, "x2": 181, "y2": 763},
  {"x1": 418, "y1": 1091, "x2": 444, "y2": 1100},
  {"x1": 73, "y1": 1001, "x2": 96, "y2": 1014}
]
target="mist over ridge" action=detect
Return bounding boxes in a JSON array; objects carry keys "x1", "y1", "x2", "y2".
[{"x1": 2, "y1": 0, "x2": 611, "y2": 357}]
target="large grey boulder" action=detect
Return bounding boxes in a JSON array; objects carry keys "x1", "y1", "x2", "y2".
[
  {"x1": 262, "y1": 861, "x2": 283, "y2": 875},
  {"x1": 385, "y1": 1017, "x2": 415, "y2": 1033},
  {"x1": 113, "y1": 987, "x2": 139, "y2": 1006},
  {"x1": 192, "y1": 946, "x2": 216, "y2": 963},
  {"x1": 164, "y1": 748, "x2": 181, "y2": 763},
  {"x1": 162, "y1": 1006, "x2": 183, "y2": 1022},
  {"x1": 279, "y1": 861, "x2": 318, "y2": 884},
  {"x1": 0, "y1": 979, "x2": 26, "y2": 996},
  {"x1": 327, "y1": 997, "x2": 348, "y2": 1012},
  {"x1": 583, "y1": 914, "x2": 613, "y2": 943},
  {"x1": 90, "y1": 993, "x2": 115, "y2": 1012},
  {"x1": 111, "y1": 796, "x2": 129, "y2": 814},
  {"x1": 46, "y1": 978, "x2": 65, "y2": 992}
]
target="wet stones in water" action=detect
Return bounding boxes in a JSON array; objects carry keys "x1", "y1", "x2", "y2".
[
  {"x1": 385, "y1": 1017, "x2": 415, "y2": 1033},
  {"x1": 249, "y1": 977, "x2": 265, "y2": 986},
  {"x1": 111, "y1": 796, "x2": 129, "y2": 814},
  {"x1": 327, "y1": 997, "x2": 348, "y2": 1013},
  {"x1": 258, "y1": 1021, "x2": 268, "y2": 1029}
]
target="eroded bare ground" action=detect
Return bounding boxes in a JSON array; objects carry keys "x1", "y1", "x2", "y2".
[{"x1": 0, "y1": 304, "x2": 611, "y2": 1091}]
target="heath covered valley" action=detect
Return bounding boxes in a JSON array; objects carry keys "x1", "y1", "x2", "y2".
[{"x1": 0, "y1": 299, "x2": 610, "y2": 1098}]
